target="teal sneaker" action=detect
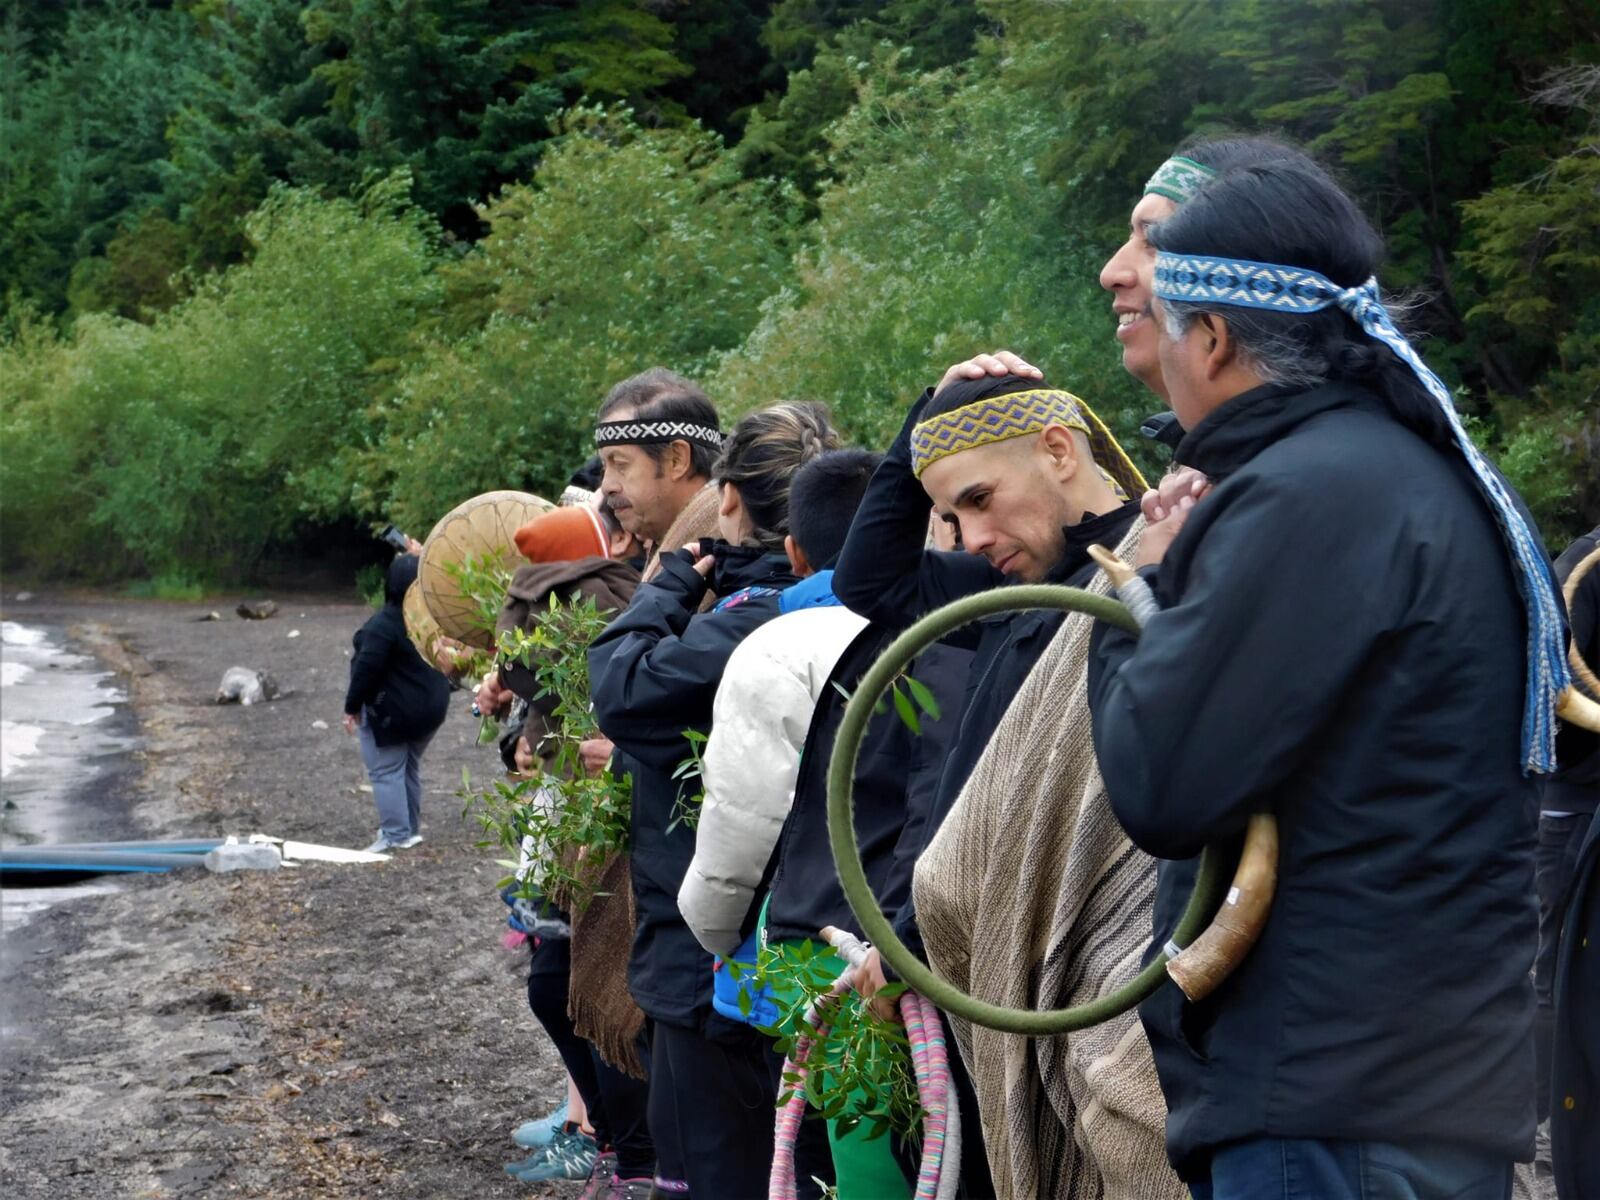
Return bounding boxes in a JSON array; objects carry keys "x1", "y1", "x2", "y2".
[
  {"x1": 511, "y1": 1126, "x2": 599, "y2": 1183},
  {"x1": 512, "y1": 1098, "x2": 569, "y2": 1149}
]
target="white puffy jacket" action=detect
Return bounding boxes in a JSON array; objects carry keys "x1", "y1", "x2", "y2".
[{"x1": 678, "y1": 603, "x2": 868, "y2": 957}]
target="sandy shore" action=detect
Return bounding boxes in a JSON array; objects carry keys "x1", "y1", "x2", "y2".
[{"x1": 0, "y1": 593, "x2": 567, "y2": 1198}]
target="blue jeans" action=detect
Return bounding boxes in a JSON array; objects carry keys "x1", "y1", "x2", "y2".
[
  {"x1": 356, "y1": 718, "x2": 434, "y2": 841},
  {"x1": 1189, "y1": 1137, "x2": 1512, "y2": 1200}
]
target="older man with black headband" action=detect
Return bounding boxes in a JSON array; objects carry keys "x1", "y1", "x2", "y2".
[{"x1": 1086, "y1": 159, "x2": 1557, "y2": 1199}]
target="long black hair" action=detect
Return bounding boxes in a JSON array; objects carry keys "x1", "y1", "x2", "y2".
[{"x1": 1150, "y1": 162, "x2": 1448, "y2": 443}]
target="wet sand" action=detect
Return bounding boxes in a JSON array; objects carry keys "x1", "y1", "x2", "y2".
[{"x1": 0, "y1": 594, "x2": 567, "y2": 1198}]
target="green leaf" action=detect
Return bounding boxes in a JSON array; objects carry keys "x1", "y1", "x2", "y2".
[
  {"x1": 904, "y1": 675, "x2": 941, "y2": 721},
  {"x1": 891, "y1": 685, "x2": 920, "y2": 736}
]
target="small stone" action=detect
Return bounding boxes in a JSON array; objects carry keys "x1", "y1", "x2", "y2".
[
  {"x1": 311, "y1": 720, "x2": 329, "y2": 730},
  {"x1": 236, "y1": 599, "x2": 278, "y2": 620},
  {"x1": 14, "y1": 591, "x2": 34, "y2": 602},
  {"x1": 286, "y1": 629, "x2": 301, "y2": 639}
]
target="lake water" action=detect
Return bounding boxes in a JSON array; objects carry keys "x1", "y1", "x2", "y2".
[{"x1": 1, "y1": 618, "x2": 138, "y2": 928}]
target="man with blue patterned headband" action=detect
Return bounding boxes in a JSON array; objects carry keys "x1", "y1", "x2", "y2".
[
  {"x1": 1087, "y1": 160, "x2": 1553, "y2": 1199},
  {"x1": 1098, "y1": 137, "x2": 1321, "y2": 402}
]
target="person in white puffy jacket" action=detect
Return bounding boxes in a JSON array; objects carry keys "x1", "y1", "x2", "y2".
[{"x1": 679, "y1": 449, "x2": 881, "y2": 960}]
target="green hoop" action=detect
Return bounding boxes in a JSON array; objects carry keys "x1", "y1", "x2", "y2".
[{"x1": 826, "y1": 584, "x2": 1227, "y2": 1035}]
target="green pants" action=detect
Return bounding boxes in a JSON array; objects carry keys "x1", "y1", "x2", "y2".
[{"x1": 765, "y1": 934, "x2": 911, "y2": 1200}]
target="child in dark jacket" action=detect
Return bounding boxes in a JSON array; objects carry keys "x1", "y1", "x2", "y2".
[{"x1": 343, "y1": 553, "x2": 452, "y2": 852}]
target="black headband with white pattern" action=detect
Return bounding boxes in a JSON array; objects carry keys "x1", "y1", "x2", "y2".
[{"x1": 594, "y1": 419, "x2": 724, "y2": 450}]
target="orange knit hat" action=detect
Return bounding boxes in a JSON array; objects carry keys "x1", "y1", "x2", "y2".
[{"x1": 513, "y1": 505, "x2": 609, "y2": 564}]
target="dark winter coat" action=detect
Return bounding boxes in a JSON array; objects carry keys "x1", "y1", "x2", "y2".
[
  {"x1": 1551, "y1": 808, "x2": 1600, "y2": 1194},
  {"x1": 344, "y1": 555, "x2": 451, "y2": 745},
  {"x1": 762, "y1": 627, "x2": 972, "y2": 945},
  {"x1": 588, "y1": 543, "x2": 798, "y2": 1028},
  {"x1": 833, "y1": 392, "x2": 1140, "y2": 964},
  {"x1": 1088, "y1": 380, "x2": 1540, "y2": 1178},
  {"x1": 1548, "y1": 527, "x2": 1600, "y2": 815}
]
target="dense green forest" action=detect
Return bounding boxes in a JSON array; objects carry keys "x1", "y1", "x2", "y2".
[{"x1": 2, "y1": 0, "x2": 1596, "y2": 582}]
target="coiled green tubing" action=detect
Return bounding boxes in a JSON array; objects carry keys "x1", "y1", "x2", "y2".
[{"x1": 825, "y1": 584, "x2": 1226, "y2": 1035}]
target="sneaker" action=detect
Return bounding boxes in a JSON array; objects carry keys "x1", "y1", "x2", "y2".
[
  {"x1": 650, "y1": 1176, "x2": 690, "y2": 1196},
  {"x1": 511, "y1": 1126, "x2": 599, "y2": 1183},
  {"x1": 362, "y1": 834, "x2": 404, "y2": 854},
  {"x1": 575, "y1": 1150, "x2": 619, "y2": 1199},
  {"x1": 608, "y1": 1176, "x2": 654, "y2": 1199},
  {"x1": 512, "y1": 1097, "x2": 569, "y2": 1149},
  {"x1": 397, "y1": 833, "x2": 424, "y2": 849},
  {"x1": 503, "y1": 1150, "x2": 548, "y2": 1178}
]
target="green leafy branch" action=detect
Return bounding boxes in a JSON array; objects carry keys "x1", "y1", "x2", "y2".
[
  {"x1": 735, "y1": 939, "x2": 923, "y2": 1142},
  {"x1": 461, "y1": 594, "x2": 632, "y2": 906},
  {"x1": 440, "y1": 550, "x2": 515, "y2": 740},
  {"x1": 669, "y1": 728, "x2": 709, "y2": 832},
  {"x1": 832, "y1": 670, "x2": 942, "y2": 736}
]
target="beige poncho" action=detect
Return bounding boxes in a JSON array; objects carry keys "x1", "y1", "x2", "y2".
[{"x1": 912, "y1": 519, "x2": 1183, "y2": 1200}]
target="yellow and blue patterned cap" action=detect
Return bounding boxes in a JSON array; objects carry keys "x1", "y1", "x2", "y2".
[{"x1": 910, "y1": 388, "x2": 1147, "y2": 500}]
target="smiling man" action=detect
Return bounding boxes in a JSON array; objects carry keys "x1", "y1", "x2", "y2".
[{"x1": 1088, "y1": 158, "x2": 1556, "y2": 1200}]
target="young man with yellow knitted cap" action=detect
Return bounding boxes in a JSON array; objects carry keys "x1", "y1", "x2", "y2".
[{"x1": 832, "y1": 369, "x2": 1160, "y2": 1199}]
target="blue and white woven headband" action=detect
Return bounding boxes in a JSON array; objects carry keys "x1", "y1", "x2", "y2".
[{"x1": 1153, "y1": 251, "x2": 1571, "y2": 775}]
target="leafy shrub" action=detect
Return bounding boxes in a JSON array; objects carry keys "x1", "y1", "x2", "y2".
[
  {"x1": 0, "y1": 174, "x2": 441, "y2": 578},
  {"x1": 709, "y1": 56, "x2": 1162, "y2": 476},
  {"x1": 361, "y1": 108, "x2": 798, "y2": 530}
]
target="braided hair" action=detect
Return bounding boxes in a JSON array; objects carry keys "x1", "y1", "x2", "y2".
[{"x1": 715, "y1": 402, "x2": 841, "y2": 552}]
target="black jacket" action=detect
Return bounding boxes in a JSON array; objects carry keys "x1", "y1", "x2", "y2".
[
  {"x1": 1551, "y1": 808, "x2": 1600, "y2": 1194},
  {"x1": 344, "y1": 555, "x2": 451, "y2": 745},
  {"x1": 834, "y1": 394, "x2": 1141, "y2": 963},
  {"x1": 1549, "y1": 527, "x2": 1600, "y2": 815},
  {"x1": 589, "y1": 544, "x2": 798, "y2": 1028},
  {"x1": 763, "y1": 626, "x2": 972, "y2": 945},
  {"x1": 1088, "y1": 381, "x2": 1540, "y2": 1177}
]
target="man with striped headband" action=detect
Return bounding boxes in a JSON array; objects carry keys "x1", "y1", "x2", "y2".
[
  {"x1": 1087, "y1": 158, "x2": 1553, "y2": 1198},
  {"x1": 594, "y1": 367, "x2": 724, "y2": 547},
  {"x1": 831, "y1": 366, "x2": 1173, "y2": 1199}
]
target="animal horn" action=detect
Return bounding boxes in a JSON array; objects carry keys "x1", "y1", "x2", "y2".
[
  {"x1": 1090, "y1": 541, "x2": 1279, "y2": 1002},
  {"x1": 1165, "y1": 812, "x2": 1279, "y2": 1002},
  {"x1": 1559, "y1": 685, "x2": 1600, "y2": 734}
]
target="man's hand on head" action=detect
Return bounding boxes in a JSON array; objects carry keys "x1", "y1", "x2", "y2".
[{"x1": 934, "y1": 350, "x2": 1043, "y2": 398}]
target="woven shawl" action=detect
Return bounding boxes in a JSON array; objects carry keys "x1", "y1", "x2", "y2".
[
  {"x1": 568, "y1": 483, "x2": 722, "y2": 1076},
  {"x1": 913, "y1": 518, "x2": 1183, "y2": 1199}
]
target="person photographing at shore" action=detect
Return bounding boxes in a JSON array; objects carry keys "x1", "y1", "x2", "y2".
[{"x1": 342, "y1": 552, "x2": 451, "y2": 853}]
